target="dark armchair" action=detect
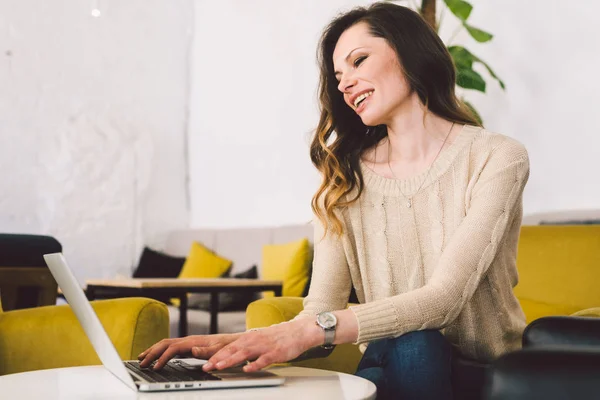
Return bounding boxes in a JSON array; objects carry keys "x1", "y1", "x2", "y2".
[
  {"x1": 484, "y1": 316, "x2": 600, "y2": 400},
  {"x1": 0, "y1": 234, "x2": 61, "y2": 311}
]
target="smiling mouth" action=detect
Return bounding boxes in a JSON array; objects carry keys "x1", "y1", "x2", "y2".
[{"x1": 353, "y1": 90, "x2": 374, "y2": 108}]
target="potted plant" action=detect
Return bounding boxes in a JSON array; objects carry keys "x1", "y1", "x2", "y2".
[{"x1": 389, "y1": 0, "x2": 504, "y2": 123}]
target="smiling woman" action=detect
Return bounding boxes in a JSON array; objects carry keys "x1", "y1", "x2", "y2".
[
  {"x1": 139, "y1": 3, "x2": 530, "y2": 400},
  {"x1": 310, "y1": 4, "x2": 480, "y2": 235}
]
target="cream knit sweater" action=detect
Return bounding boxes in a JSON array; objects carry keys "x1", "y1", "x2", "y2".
[{"x1": 299, "y1": 125, "x2": 530, "y2": 362}]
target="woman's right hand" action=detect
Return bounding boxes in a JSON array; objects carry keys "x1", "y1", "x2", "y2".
[{"x1": 138, "y1": 332, "x2": 243, "y2": 370}]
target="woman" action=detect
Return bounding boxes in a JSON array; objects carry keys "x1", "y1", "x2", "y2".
[{"x1": 139, "y1": 3, "x2": 529, "y2": 399}]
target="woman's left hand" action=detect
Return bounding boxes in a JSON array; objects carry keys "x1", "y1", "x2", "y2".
[{"x1": 202, "y1": 317, "x2": 321, "y2": 373}]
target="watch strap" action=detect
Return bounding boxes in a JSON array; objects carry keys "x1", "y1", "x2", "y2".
[{"x1": 323, "y1": 328, "x2": 335, "y2": 349}]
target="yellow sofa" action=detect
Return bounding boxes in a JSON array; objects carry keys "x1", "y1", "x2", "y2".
[
  {"x1": 0, "y1": 297, "x2": 169, "y2": 375},
  {"x1": 246, "y1": 225, "x2": 600, "y2": 374}
]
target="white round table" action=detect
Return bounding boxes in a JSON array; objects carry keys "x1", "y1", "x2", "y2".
[{"x1": 0, "y1": 365, "x2": 376, "y2": 400}]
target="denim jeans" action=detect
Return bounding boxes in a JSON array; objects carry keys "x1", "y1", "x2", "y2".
[{"x1": 354, "y1": 330, "x2": 454, "y2": 400}]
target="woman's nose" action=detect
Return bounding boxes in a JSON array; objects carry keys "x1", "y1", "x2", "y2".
[{"x1": 337, "y1": 74, "x2": 357, "y2": 93}]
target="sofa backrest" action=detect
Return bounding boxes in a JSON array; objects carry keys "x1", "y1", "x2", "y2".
[
  {"x1": 515, "y1": 225, "x2": 600, "y2": 322},
  {"x1": 165, "y1": 224, "x2": 314, "y2": 276},
  {"x1": 522, "y1": 209, "x2": 600, "y2": 225}
]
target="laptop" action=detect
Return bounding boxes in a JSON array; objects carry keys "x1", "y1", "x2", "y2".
[{"x1": 43, "y1": 252, "x2": 285, "y2": 392}]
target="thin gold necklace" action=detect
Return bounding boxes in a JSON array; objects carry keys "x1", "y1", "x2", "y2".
[{"x1": 386, "y1": 122, "x2": 455, "y2": 208}]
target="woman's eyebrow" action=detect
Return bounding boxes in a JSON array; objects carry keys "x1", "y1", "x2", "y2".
[{"x1": 334, "y1": 47, "x2": 367, "y2": 77}]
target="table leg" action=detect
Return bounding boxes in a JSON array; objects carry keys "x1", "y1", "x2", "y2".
[
  {"x1": 209, "y1": 292, "x2": 220, "y2": 334},
  {"x1": 274, "y1": 287, "x2": 282, "y2": 297},
  {"x1": 178, "y1": 294, "x2": 188, "y2": 337}
]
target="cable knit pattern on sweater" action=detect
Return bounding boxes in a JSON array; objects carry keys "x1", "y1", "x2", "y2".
[{"x1": 298, "y1": 125, "x2": 530, "y2": 362}]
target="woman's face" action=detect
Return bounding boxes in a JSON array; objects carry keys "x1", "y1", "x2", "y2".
[{"x1": 332, "y1": 22, "x2": 412, "y2": 127}]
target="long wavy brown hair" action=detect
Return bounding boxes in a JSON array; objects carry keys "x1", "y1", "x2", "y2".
[{"x1": 310, "y1": 2, "x2": 480, "y2": 236}]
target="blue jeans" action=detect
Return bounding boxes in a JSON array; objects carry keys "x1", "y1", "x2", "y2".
[{"x1": 354, "y1": 330, "x2": 454, "y2": 400}]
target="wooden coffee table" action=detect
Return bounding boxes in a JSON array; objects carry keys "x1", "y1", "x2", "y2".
[
  {"x1": 0, "y1": 365, "x2": 377, "y2": 399},
  {"x1": 86, "y1": 278, "x2": 283, "y2": 336}
]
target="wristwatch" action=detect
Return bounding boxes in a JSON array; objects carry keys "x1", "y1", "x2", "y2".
[{"x1": 316, "y1": 312, "x2": 338, "y2": 349}]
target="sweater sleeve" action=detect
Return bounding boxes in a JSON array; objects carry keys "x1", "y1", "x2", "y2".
[
  {"x1": 295, "y1": 214, "x2": 353, "y2": 319},
  {"x1": 349, "y1": 140, "x2": 530, "y2": 344}
]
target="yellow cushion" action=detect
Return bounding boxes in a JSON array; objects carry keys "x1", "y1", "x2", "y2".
[
  {"x1": 179, "y1": 242, "x2": 232, "y2": 279},
  {"x1": 571, "y1": 307, "x2": 600, "y2": 318},
  {"x1": 262, "y1": 238, "x2": 312, "y2": 298},
  {"x1": 171, "y1": 242, "x2": 232, "y2": 306}
]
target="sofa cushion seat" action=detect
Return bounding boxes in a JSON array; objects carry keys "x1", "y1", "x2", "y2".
[{"x1": 518, "y1": 298, "x2": 584, "y2": 324}]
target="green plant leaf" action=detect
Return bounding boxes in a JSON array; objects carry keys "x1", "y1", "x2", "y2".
[
  {"x1": 463, "y1": 100, "x2": 483, "y2": 125},
  {"x1": 465, "y1": 24, "x2": 493, "y2": 42},
  {"x1": 456, "y1": 67, "x2": 486, "y2": 92},
  {"x1": 448, "y1": 46, "x2": 505, "y2": 90},
  {"x1": 448, "y1": 46, "x2": 473, "y2": 69},
  {"x1": 443, "y1": 0, "x2": 473, "y2": 21}
]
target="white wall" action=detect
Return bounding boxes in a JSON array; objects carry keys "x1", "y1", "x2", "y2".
[
  {"x1": 189, "y1": 0, "x2": 600, "y2": 229},
  {"x1": 0, "y1": 0, "x2": 192, "y2": 282},
  {"x1": 189, "y1": 0, "x2": 374, "y2": 228},
  {"x1": 452, "y1": 0, "x2": 600, "y2": 214}
]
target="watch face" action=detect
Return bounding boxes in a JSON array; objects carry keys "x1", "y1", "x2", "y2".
[{"x1": 318, "y1": 312, "x2": 337, "y2": 329}]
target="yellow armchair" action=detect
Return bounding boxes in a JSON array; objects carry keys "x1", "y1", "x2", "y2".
[
  {"x1": 246, "y1": 225, "x2": 600, "y2": 374},
  {"x1": 0, "y1": 297, "x2": 169, "y2": 375}
]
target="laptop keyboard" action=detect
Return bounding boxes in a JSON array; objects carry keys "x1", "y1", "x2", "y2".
[{"x1": 125, "y1": 361, "x2": 222, "y2": 383}]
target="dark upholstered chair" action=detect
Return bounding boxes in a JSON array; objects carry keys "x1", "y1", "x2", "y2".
[
  {"x1": 0, "y1": 234, "x2": 61, "y2": 311},
  {"x1": 483, "y1": 316, "x2": 600, "y2": 400}
]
